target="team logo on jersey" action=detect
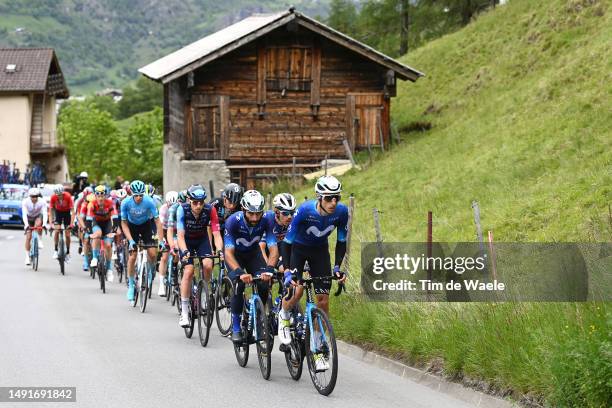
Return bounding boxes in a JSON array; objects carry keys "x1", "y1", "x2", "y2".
[
  {"x1": 306, "y1": 225, "x2": 335, "y2": 237},
  {"x1": 236, "y1": 236, "x2": 261, "y2": 247}
]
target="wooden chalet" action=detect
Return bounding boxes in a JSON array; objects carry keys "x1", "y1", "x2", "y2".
[{"x1": 140, "y1": 8, "x2": 423, "y2": 190}]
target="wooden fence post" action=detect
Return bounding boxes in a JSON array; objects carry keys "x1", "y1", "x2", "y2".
[
  {"x1": 292, "y1": 157, "x2": 297, "y2": 187},
  {"x1": 487, "y1": 230, "x2": 497, "y2": 281},
  {"x1": 209, "y1": 180, "x2": 214, "y2": 198},
  {"x1": 373, "y1": 208, "x2": 383, "y2": 258},
  {"x1": 267, "y1": 192, "x2": 272, "y2": 210},
  {"x1": 472, "y1": 201, "x2": 488, "y2": 277},
  {"x1": 427, "y1": 210, "x2": 433, "y2": 299},
  {"x1": 342, "y1": 139, "x2": 357, "y2": 167}
]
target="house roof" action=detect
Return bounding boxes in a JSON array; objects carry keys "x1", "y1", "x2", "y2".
[
  {"x1": 139, "y1": 9, "x2": 424, "y2": 84},
  {"x1": 0, "y1": 48, "x2": 69, "y2": 97}
]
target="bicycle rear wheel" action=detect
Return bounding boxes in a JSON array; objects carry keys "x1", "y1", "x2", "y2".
[
  {"x1": 305, "y1": 308, "x2": 338, "y2": 396},
  {"x1": 197, "y1": 280, "x2": 211, "y2": 347},
  {"x1": 215, "y1": 276, "x2": 233, "y2": 336},
  {"x1": 183, "y1": 301, "x2": 195, "y2": 338},
  {"x1": 255, "y1": 297, "x2": 272, "y2": 380}
]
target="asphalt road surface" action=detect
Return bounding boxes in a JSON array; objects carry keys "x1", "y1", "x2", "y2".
[{"x1": 0, "y1": 228, "x2": 476, "y2": 408}]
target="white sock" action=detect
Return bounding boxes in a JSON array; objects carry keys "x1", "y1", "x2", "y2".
[
  {"x1": 181, "y1": 298, "x2": 189, "y2": 316},
  {"x1": 280, "y1": 309, "x2": 290, "y2": 320}
]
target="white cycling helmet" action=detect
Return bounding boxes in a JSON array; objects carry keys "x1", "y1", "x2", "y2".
[
  {"x1": 79, "y1": 171, "x2": 88, "y2": 178},
  {"x1": 165, "y1": 191, "x2": 179, "y2": 205},
  {"x1": 54, "y1": 184, "x2": 64, "y2": 195},
  {"x1": 240, "y1": 190, "x2": 265, "y2": 213},
  {"x1": 315, "y1": 175, "x2": 342, "y2": 197},
  {"x1": 273, "y1": 193, "x2": 296, "y2": 211},
  {"x1": 28, "y1": 187, "x2": 40, "y2": 197},
  {"x1": 116, "y1": 188, "x2": 127, "y2": 199}
]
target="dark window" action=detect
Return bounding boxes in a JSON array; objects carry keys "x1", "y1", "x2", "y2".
[{"x1": 265, "y1": 46, "x2": 312, "y2": 92}]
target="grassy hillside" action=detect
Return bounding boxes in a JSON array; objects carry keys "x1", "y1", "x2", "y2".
[
  {"x1": 0, "y1": 0, "x2": 329, "y2": 94},
  {"x1": 283, "y1": 0, "x2": 610, "y2": 405}
]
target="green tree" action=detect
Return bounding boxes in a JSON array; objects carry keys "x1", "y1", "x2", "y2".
[
  {"x1": 58, "y1": 101, "x2": 126, "y2": 182},
  {"x1": 327, "y1": 0, "x2": 359, "y2": 38},
  {"x1": 123, "y1": 107, "x2": 163, "y2": 187},
  {"x1": 116, "y1": 76, "x2": 163, "y2": 119}
]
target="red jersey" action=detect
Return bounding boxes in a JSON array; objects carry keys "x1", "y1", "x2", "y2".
[
  {"x1": 79, "y1": 201, "x2": 88, "y2": 218},
  {"x1": 50, "y1": 192, "x2": 74, "y2": 212},
  {"x1": 86, "y1": 198, "x2": 118, "y2": 222}
]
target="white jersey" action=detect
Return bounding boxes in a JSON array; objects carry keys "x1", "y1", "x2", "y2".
[{"x1": 22, "y1": 198, "x2": 48, "y2": 225}]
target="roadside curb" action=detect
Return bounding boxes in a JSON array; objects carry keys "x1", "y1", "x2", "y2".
[{"x1": 337, "y1": 340, "x2": 517, "y2": 408}]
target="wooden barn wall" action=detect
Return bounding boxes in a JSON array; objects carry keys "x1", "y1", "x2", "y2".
[
  {"x1": 167, "y1": 78, "x2": 187, "y2": 152},
  {"x1": 186, "y1": 28, "x2": 386, "y2": 164}
]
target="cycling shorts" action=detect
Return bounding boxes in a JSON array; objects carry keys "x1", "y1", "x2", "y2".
[
  {"x1": 53, "y1": 211, "x2": 71, "y2": 227},
  {"x1": 289, "y1": 242, "x2": 332, "y2": 295},
  {"x1": 92, "y1": 219, "x2": 112, "y2": 236},
  {"x1": 127, "y1": 219, "x2": 155, "y2": 246},
  {"x1": 183, "y1": 237, "x2": 212, "y2": 265}
]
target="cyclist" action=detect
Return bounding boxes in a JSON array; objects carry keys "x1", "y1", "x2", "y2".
[
  {"x1": 259, "y1": 193, "x2": 296, "y2": 269},
  {"x1": 21, "y1": 187, "x2": 48, "y2": 265},
  {"x1": 72, "y1": 171, "x2": 90, "y2": 197},
  {"x1": 86, "y1": 185, "x2": 119, "y2": 281},
  {"x1": 157, "y1": 190, "x2": 178, "y2": 296},
  {"x1": 209, "y1": 183, "x2": 242, "y2": 236},
  {"x1": 48, "y1": 184, "x2": 74, "y2": 261},
  {"x1": 278, "y1": 176, "x2": 348, "y2": 370},
  {"x1": 224, "y1": 190, "x2": 278, "y2": 343},
  {"x1": 77, "y1": 193, "x2": 95, "y2": 271},
  {"x1": 120, "y1": 180, "x2": 164, "y2": 302},
  {"x1": 176, "y1": 185, "x2": 223, "y2": 327}
]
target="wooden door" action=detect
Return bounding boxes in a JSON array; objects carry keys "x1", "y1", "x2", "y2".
[
  {"x1": 347, "y1": 93, "x2": 388, "y2": 151},
  {"x1": 190, "y1": 94, "x2": 229, "y2": 160}
]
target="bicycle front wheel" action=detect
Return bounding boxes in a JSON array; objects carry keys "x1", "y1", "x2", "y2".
[
  {"x1": 197, "y1": 280, "x2": 211, "y2": 347},
  {"x1": 255, "y1": 297, "x2": 272, "y2": 380},
  {"x1": 139, "y1": 265, "x2": 148, "y2": 313},
  {"x1": 285, "y1": 304, "x2": 305, "y2": 381},
  {"x1": 305, "y1": 308, "x2": 339, "y2": 396},
  {"x1": 215, "y1": 276, "x2": 233, "y2": 336},
  {"x1": 233, "y1": 306, "x2": 249, "y2": 367}
]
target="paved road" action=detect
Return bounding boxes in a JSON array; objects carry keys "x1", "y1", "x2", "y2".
[{"x1": 0, "y1": 228, "x2": 475, "y2": 408}]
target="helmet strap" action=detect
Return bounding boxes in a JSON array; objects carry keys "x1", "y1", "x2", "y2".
[{"x1": 317, "y1": 197, "x2": 332, "y2": 215}]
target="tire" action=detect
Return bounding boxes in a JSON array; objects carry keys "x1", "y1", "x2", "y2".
[
  {"x1": 215, "y1": 276, "x2": 233, "y2": 336},
  {"x1": 233, "y1": 304, "x2": 249, "y2": 367},
  {"x1": 255, "y1": 297, "x2": 272, "y2": 380},
  {"x1": 32, "y1": 238, "x2": 39, "y2": 272},
  {"x1": 58, "y1": 235, "x2": 65, "y2": 275},
  {"x1": 305, "y1": 308, "x2": 339, "y2": 396},
  {"x1": 132, "y1": 277, "x2": 139, "y2": 308},
  {"x1": 139, "y1": 265, "x2": 148, "y2": 313},
  {"x1": 184, "y1": 301, "x2": 195, "y2": 339},
  {"x1": 285, "y1": 304, "x2": 305, "y2": 381},
  {"x1": 197, "y1": 280, "x2": 211, "y2": 347},
  {"x1": 99, "y1": 254, "x2": 106, "y2": 294}
]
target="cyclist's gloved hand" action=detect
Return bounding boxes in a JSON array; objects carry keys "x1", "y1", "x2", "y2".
[
  {"x1": 158, "y1": 240, "x2": 167, "y2": 252},
  {"x1": 179, "y1": 249, "x2": 190, "y2": 264},
  {"x1": 264, "y1": 265, "x2": 275, "y2": 275},
  {"x1": 283, "y1": 270, "x2": 295, "y2": 287},
  {"x1": 128, "y1": 239, "x2": 136, "y2": 251},
  {"x1": 229, "y1": 267, "x2": 244, "y2": 281},
  {"x1": 333, "y1": 265, "x2": 346, "y2": 283},
  {"x1": 112, "y1": 218, "x2": 119, "y2": 232}
]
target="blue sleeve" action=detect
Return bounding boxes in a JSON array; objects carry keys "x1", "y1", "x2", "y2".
[
  {"x1": 265, "y1": 215, "x2": 277, "y2": 247},
  {"x1": 284, "y1": 207, "x2": 303, "y2": 245},
  {"x1": 149, "y1": 198, "x2": 159, "y2": 218},
  {"x1": 337, "y1": 206, "x2": 349, "y2": 243},
  {"x1": 176, "y1": 205, "x2": 185, "y2": 231},
  {"x1": 223, "y1": 217, "x2": 236, "y2": 249},
  {"x1": 120, "y1": 199, "x2": 129, "y2": 220}
]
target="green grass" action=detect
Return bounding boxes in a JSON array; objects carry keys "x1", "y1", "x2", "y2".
[{"x1": 271, "y1": 0, "x2": 611, "y2": 405}]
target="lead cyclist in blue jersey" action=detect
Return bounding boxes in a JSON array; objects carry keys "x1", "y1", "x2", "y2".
[
  {"x1": 120, "y1": 180, "x2": 164, "y2": 302},
  {"x1": 224, "y1": 190, "x2": 279, "y2": 343},
  {"x1": 279, "y1": 176, "x2": 348, "y2": 369}
]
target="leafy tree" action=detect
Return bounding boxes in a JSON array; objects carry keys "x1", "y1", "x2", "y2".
[
  {"x1": 116, "y1": 77, "x2": 163, "y2": 119},
  {"x1": 87, "y1": 95, "x2": 119, "y2": 118},
  {"x1": 327, "y1": 0, "x2": 359, "y2": 38},
  {"x1": 58, "y1": 101, "x2": 125, "y2": 182},
  {"x1": 123, "y1": 107, "x2": 163, "y2": 187}
]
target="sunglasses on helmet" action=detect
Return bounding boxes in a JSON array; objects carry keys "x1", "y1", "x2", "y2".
[{"x1": 279, "y1": 210, "x2": 294, "y2": 216}]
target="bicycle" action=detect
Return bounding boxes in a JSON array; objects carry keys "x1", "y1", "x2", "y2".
[
  {"x1": 164, "y1": 250, "x2": 179, "y2": 303},
  {"x1": 178, "y1": 252, "x2": 217, "y2": 346},
  {"x1": 96, "y1": 233, "x2": 115, "y2": 294},
  {"x1": 26, "y1": 226, "x2": 43, "y2": 272},
  {"x1": 284, "y1": 272, "x2": 345, "y2": 396},
  {"x1": 114, "y1": 236, "x2": 128, "y2": 284},
  {"x1": 214, "y1": 257, "x2": 233, "y2": 337},
  {"x1": 55, "y1": 225, "x2": 68, "y2": 275},
  {"x1": 232, "y1": 272, "x2": 274, "y2": 380},
  {"x1": 131, "y1": 241, "x2": 157, "y2": 312}
]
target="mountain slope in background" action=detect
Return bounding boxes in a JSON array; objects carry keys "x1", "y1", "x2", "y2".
[{"x1": 0, "y1": 0, "x2": 329, "y2": 94}]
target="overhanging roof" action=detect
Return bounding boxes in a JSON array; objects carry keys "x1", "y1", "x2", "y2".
[
  {"x1": 0, "y1": 48, "x2": 69, "y2": 97},
  {"x1": 139, "y1": 9, "x2": 424, "y2": 84}
]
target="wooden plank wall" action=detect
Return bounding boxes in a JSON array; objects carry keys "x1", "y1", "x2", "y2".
[
  {"x1": 179, "y1": 27, "x2": 386, "y2": 164},
  {"x1": 167, "y1": 79, "x2": 187, "y2": 152}
]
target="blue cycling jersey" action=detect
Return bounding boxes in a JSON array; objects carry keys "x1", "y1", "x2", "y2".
[
  {"x1": 167, "y1": 202, "x2": 180, "y2": 228},
  {"x1": 284, "y1": 200, "x2": 348, "y2": 246},
  {"x1": 120, "y1": 196, "x2": 158, "y2": 225},
  {"x1": 262, "y1": 210, "x2": 289, "y2": 242},
  {"x1": 176, "y1": 202, "x2": 217, "y2": 239},
  {"x1": 224, "y1": 211, "x2": 276, "y2": 252}
]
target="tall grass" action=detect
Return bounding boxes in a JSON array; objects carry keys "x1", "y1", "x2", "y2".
[{"x1": 275, "y1": 0, "x2": 611, "y2": 405}]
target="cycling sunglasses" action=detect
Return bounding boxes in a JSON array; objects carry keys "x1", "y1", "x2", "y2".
[
  {"x1": 133, "y1": 193, "x2": 144, "y2": 198},
  {"x1": 95, "y1": 192, "x2": 105, "y2": 196},
  {"x1": 279, "y1": 210, "x2": 295, "y2": 217},
  {"x1": 322, "y1": 194, "x2": 341, "y2": 202},
  {"x1": 191, "y1": 199, "x2": 204, "y2": 206}
]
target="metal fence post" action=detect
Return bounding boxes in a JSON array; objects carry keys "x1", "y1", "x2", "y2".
[{"x1": 343, "y1": 194, "x2": 355, "y2": 273}]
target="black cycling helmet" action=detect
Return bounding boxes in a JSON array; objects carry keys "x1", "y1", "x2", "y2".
[{"x1": 223, "y1": 183, "x2": 242, "y2": 205}]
